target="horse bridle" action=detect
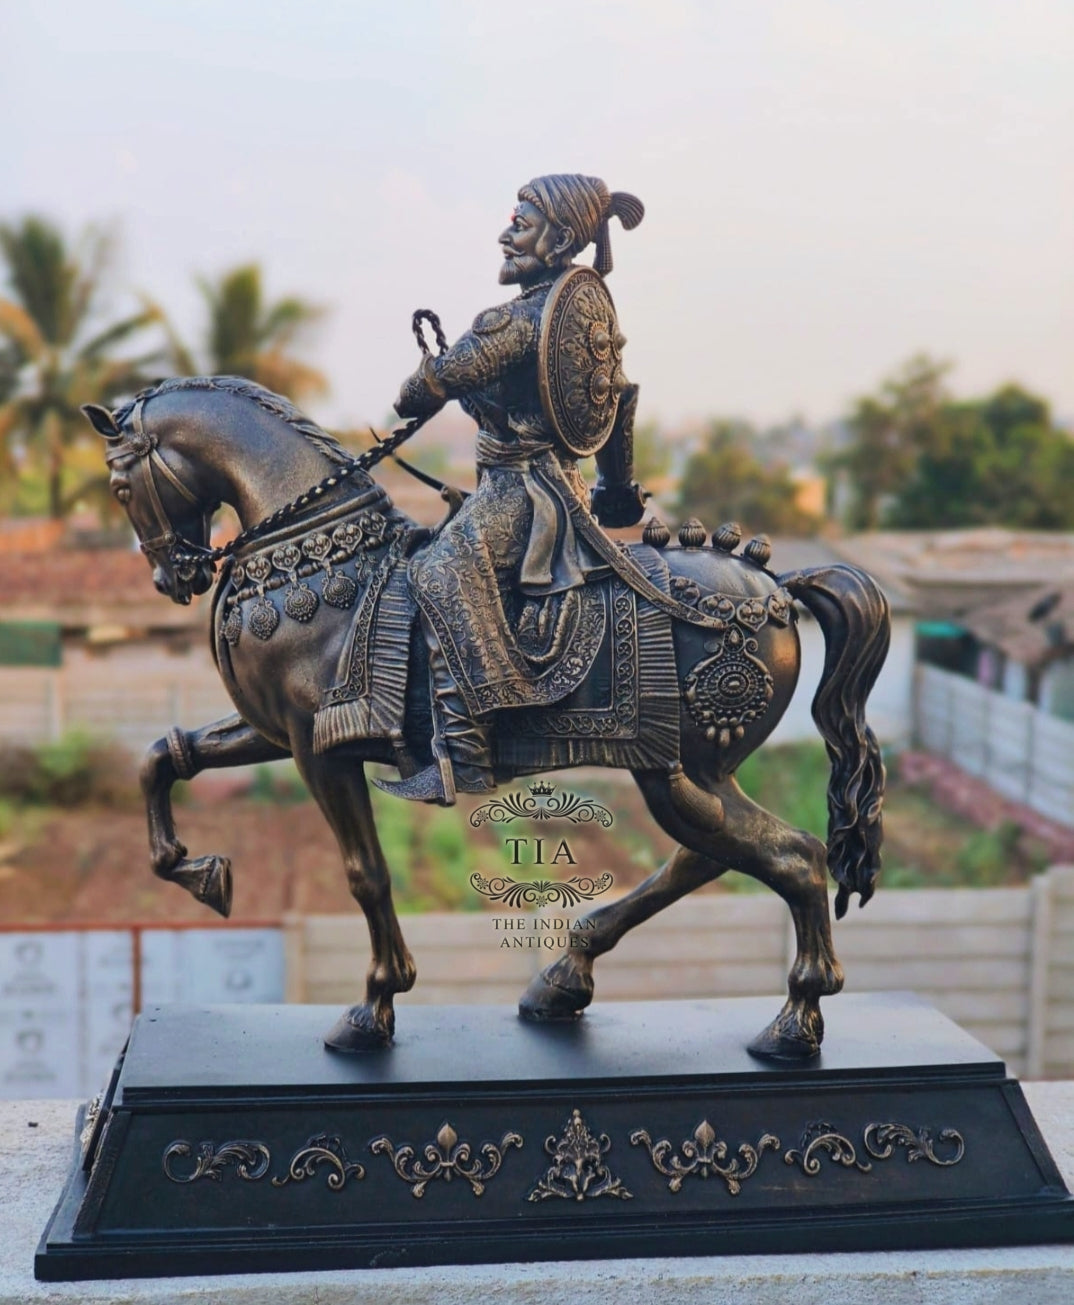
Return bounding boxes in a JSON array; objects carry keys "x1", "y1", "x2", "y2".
[{"x1": 105, "y1": 395, "x2": 214, "y2": 576}]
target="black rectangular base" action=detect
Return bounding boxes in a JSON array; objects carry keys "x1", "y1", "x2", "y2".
[{"x1": 36, "y1": 993, "x2": 1074, "y2": 1280}]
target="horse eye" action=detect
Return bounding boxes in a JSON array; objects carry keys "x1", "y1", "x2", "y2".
[{"x1": 114, "y1": 485, "x2": 132, "y2": 505}]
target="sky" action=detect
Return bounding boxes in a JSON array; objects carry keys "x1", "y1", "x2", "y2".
[{"x1": 2, "y1": 0, "x2": 1072, "y2": 432}]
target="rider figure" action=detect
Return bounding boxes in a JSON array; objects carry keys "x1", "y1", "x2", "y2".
[{"x1": 377, "y1": 174, "x2": 647, "y2": 805}]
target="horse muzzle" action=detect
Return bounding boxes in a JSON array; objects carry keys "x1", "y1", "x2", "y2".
[{"x1": 152, "y1": 561, "x2": 212, "y2": 605}]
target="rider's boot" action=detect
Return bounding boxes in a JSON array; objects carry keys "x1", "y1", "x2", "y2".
[{"x1": 374, "y1": 627, "x2": 495, "y2": 806}]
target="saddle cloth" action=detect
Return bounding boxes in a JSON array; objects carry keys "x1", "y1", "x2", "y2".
[{"x1": 312, "y1": 545, "x2": 680, "y2": 771}]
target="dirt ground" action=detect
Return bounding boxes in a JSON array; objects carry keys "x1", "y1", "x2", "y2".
[
  {"x1": 0, "y1": 774, "x2": 679, "y2": 926},
  {"x1": 0, "y1": 758, "x2": 1050, "y2": 928}
]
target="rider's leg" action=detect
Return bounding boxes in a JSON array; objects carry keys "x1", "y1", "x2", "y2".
[{"x1": 374, "y1": 615, "x2": 494, "y2": 805}]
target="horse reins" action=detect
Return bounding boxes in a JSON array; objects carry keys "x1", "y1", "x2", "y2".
[{"x1": 108, "y1": 310, "x2": 450, "y2": 577}]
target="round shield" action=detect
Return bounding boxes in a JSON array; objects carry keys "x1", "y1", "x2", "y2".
[{"x1": 537, "y1": 266, "x2": 627, "y2": 458}]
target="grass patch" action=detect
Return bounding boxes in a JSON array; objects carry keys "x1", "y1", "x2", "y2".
[
  {"x1": 737, "y1": 741, "x2": 830, "y2": 841},
  {"x1": 736, "y1": 741, "x2": 1047, "y2": 889}
]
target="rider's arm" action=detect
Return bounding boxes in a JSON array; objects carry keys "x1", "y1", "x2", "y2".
[
  {"x1": 591, "y1": 383, "x2": 648, "y2": 528},
  {"x1": 395, "y1": 305, "x2": 534, "y2": 418}
]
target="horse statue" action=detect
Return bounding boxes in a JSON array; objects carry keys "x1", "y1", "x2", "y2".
[{"x1": 82, "y1": 375, "x2": 890, "y2": 1060}]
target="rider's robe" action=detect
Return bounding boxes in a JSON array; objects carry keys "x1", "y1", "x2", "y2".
[{"x1": 396, "y1": 280, "x2": 607, "y2": 717}]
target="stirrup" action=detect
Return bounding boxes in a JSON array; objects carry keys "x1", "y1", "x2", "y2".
[
  {"x1": 374, "y1": 763, "x2": 453, "y2": 806},
  {"x1": 373, "y1": 758, "x2": 494, "y2": 807}
]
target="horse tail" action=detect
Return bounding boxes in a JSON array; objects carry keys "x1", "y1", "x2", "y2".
[{"x1": 778, "y1": 564, "x2": 891, "y2": 919}]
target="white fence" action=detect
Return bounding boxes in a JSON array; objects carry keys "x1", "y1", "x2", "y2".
[
  {"x1": 914, "y1": 664, "x2": 1074, "y2": 827},
  {"x1": 286, "y1": 866, "x2": 1074, "y2": 1080}
]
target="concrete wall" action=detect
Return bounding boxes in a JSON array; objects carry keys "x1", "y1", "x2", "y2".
[
  {"x1": 0, "y1": 641, "x2": 235, "y2": 753},
  {"x1": 915, "y1": 663, "x2": 1074, "y2": 827}
]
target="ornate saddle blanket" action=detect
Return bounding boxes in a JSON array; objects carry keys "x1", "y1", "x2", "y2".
[
  {"x1": 313, "y1": 545, "x2": 679, "y2": 771},
  {"x1": 493, "y1": 551, "x2": 679, "y2": 771}
]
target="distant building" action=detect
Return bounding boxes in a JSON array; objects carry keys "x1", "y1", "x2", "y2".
[{"x1": 959, "y1": 584, "x2": 1074, "y2": 723}]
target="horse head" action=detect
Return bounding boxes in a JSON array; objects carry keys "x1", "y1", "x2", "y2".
[{"x1": 83, "y1": 393, "x2": 218, "y2": 605}]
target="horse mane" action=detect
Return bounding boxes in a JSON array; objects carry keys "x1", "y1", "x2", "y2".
[{"x1": 114, "y1": 375, "x2": 355, "y2": 467}]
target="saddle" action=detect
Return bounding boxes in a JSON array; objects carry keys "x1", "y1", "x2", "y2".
[{"x1": 312, "y1": 544, "x2": 680, "y2": 772}]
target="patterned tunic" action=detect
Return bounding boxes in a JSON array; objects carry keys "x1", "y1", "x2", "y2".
[{"x1": 396, "y1": 280, "x2": 605, "y2": 716}]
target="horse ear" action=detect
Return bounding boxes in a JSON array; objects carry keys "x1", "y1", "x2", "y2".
[{"x1": 81, "y1": 403, "x2": 121, "y2": 438}]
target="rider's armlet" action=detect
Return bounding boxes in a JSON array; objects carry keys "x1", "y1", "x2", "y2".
[{"x1": 432, "y1": 308, "x2": 535, "y2": 397}]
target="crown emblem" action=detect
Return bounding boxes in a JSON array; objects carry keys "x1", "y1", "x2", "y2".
[{"x1": 529, "y1": 781, "x2": 556, "y2": 797}]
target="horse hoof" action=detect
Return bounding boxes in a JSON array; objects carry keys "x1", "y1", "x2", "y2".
[
  {"x1": 747, "y1": 1003, "x2": 822, "y2": 1062},
  {"x1": 323, "y1": 1005, "x2": 394, "y2": 1053},
  {"x1": 518, "y1": 959, "x2": 593, "y2": 1022},
  {"x1": 171, "y1": 856, "x2": 233, "y2": 918},
  {"x1": 199, "y1": 856, "x2": 233, "y2": 918}
]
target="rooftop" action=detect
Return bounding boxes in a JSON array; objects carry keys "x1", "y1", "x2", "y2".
[{"x1": 0, "y1": 549, "x2": 207, "y2": 631}]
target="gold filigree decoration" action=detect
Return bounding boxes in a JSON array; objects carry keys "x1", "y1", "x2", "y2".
[
  {"x1": 79, "y1": 1091, "x2": 104, "y2": 1165},
  {"x1": 864, "y1": 1122, "x2": 965, "y2": 1167},
  {"x1": 630, "y1": 1118, "x2": 781, "y2": 1194},
  {"x1": 369, "y1": 1122, "x2": 523, "y2": 1197},
  {"x1": 271, "y1": 1133, "x2": 365, "y2": 1190},
  {"x1": 528, "y1": 1108, "x2": 632, "y2": 1202},
  {"x1": 783, "y1": 1119, "x2": 967, "y2": 1176},
  {"x1": 783, "y1": 1121, "x2": 871, "y2": 1175},
  {"x1": 162, "y1": 1139, "x2": 271, "y2": 1184}
]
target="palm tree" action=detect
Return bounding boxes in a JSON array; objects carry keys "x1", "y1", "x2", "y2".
[
  {"x1": 0, "y1": 216, "x2": 162, "y2": 517},
  {"x1": 170, "y1": 263, "x2": 327, "y2": 403}
]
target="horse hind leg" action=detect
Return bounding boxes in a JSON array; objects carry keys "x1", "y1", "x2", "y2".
[
  {"x1": 142, "y1": 714, "x2": 290, "y2": 917},
  {"x1": 635, "y1": 768, "x2": 844, "y2": 1060},
  {"x1": 520, "y1": 836, "x2": 727, "y2": 1021},
  {"x1": 291, "y1": 751, "x2": 416, "y2": 1052}
]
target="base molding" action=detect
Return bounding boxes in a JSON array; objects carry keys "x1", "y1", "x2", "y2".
[{"x1": 36, "y1": 993, "x2": 1074, "y2": 1281}]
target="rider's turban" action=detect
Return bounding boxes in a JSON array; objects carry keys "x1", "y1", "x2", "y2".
[{"x1": 518, "y1": 174, "x2": 644, "y2": 276}]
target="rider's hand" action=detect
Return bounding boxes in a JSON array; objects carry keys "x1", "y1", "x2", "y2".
[
  {"x1": 395, "y1": 356, "x2": 448, "y2": 419},
  {"x1": 591, "y1": 480, "x2": 648, "y2": 528}
]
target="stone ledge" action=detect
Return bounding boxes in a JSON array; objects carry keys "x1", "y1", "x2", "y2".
[{"x1": 5, "y1": 1084, "x2": 1074, "y2": 1304}]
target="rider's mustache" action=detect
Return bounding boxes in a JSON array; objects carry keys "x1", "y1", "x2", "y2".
[{"x1": 499, "y1": 249, "x2": 544, "y2": 282}]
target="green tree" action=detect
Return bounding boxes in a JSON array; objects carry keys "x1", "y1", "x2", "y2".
[
  {"x1": 834, "y1": 354, "x2": 950, "y2": 530},
  {"x1": 0, "y1": 216, "x2": 161, "y2": 517},
  {"x1": 632, "y1": 417, "x2": 672, "y2": 484},
  {"x1": 839, "y1": 357, "x2": 1074, "y2": 530},
  {"x1": 675, "y1": 419, "x2": 820, "y2": 534},
  {"x1": 166, "y1": 263, "x2": 327, "y2": 403}
]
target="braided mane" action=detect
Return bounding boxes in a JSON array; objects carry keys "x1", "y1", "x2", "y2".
[{"x1": 114, "y1": 375, "x2": 354, "y2": 466}]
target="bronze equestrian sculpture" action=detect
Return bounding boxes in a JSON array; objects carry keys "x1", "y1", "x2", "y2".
[{"x1": 82, "y1": 173, "x2": 890, "y2": 1062}]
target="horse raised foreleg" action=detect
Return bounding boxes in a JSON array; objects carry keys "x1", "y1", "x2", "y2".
[
  {"x1": 142, "y1": 714, "x2": 289, "y2": 917},
  {"x1": 519, "y1": 843, "x2": 725, "y2": 1020},
  {"x1": 293, "y1": 754, "x2": 416, "y2": 1052},
  {"x1": 634, "y1": 768, "x2": 843, "y2": 1060}
]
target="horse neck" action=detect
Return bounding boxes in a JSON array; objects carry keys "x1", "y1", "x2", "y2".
[{"x1": 171, "y1": 394, "x2": 366, "y2": 531}]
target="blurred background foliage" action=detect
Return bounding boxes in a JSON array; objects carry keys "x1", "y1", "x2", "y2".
[{"x1": 1, "y1": 213, "x2": 1072, "y2": 534}]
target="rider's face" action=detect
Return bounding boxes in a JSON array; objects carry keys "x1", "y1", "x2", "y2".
[{"x1": 499, "y1": 201, "x2": 569, "y2": 285}]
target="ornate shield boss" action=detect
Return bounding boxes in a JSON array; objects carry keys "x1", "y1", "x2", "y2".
[{"x1": 537, "y1": 266, "x2": 627, "y2": 457}]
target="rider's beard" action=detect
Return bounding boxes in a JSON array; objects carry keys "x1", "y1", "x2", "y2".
[{"x1": 499, "y1": 252, "x2": 545, "y2": 285}]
